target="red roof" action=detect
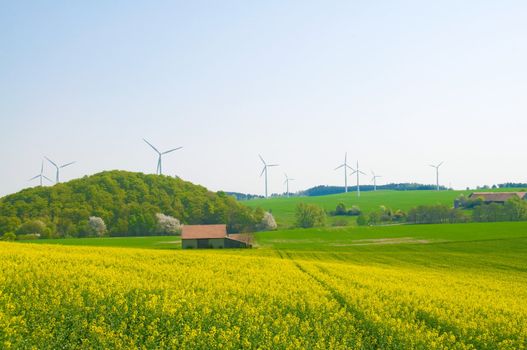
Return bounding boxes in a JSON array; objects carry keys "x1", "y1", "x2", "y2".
[
  {"x1": 181, "y1": 224, "x2": 227, "y2": 239},
  {"x1": 469, "y1": 192, "x2": 527, "y2": 202}
]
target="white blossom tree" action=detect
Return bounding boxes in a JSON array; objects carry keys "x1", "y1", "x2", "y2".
[
  {"x1": 155, "y1": 213, "x2": 182, "y2": 235},
  {"x1": 260, "y1": 212, "x2": 277, "y2": 231},
  {"x1": 88, "y1": 216, "x2": 107, "y2": 237}
]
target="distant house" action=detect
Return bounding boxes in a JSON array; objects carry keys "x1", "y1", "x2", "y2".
[
  {"x1": 468, "y1": 192, "x2": 527, "y2": 204},
  {"x1": 181, "y1": 224, "x2": 252, "y2": 249}
]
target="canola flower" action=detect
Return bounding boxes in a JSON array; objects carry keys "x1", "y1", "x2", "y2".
[{"x1": 0, "y1": 242, "x2": 525, "y2": 349}]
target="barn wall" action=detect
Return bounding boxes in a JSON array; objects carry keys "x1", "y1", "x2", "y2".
[
  {"x1": 182, "y1": 239, "x2": 198, "y2": 249},
  {"x1": 208, "y1": 238, "x2": 225, "y2": 249}
]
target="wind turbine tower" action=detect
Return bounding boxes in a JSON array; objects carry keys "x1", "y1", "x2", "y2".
[
  {"x1": 29, "y1": 160, "x2": 53, "y2": 186},
  {"x1": 334, "y1": 152, "x2": 354, "y2": 193},
  {"x1": 143, "y1": 139, "x2": 183, "y2": 175},
  {"x1": 429, "y1": 161, "x2": 444, "y2": 191},
  {"x1": 350, "y1": 161, "x2": 367, "y2": 197},
  {"x1": 45, "y1": 157, "x2": 75, "y2": 183},
  {"x1": 259, "y1": 155, "x2": 278, "y2": 198},
  {"x1": 284, "y1": 173, "x2": 295, "y2": 198},
  {"x1": 371, "y1": 171, "x2": 382, "y2": 191}
]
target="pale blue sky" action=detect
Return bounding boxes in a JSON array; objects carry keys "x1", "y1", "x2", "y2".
[{"x1": 1, "y1": 1, "x2": 526, "y2": 196}]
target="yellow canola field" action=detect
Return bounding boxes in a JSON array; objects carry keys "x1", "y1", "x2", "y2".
[{"x1": 0, "y1": 242, "x2": 525, "y2": 349}]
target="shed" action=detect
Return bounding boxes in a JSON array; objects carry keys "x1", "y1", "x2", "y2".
[{"x1": 181, "y1": 224, "x2": 252, "y2": 249}]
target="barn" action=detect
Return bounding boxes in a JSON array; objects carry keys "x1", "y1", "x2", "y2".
[
  {"x1": 181, "y1": 224, "x2": 252, "y2": 249},
  {"x1": 468, "y1": 192, "x2": 527, "y2": 204}
]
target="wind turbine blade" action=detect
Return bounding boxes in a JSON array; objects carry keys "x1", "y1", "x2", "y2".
[
  {"x1": 334, "y1": 164, "x2": 344, "y2": 170},
  {"x1": 43, "y1": 175, "x2": 53, "y2": 182},
  {"x1": 259, "y1": 167, "x2": 266, "y2": 177},
  {"x1": 359, "y1": 171, "x2": 367, "y2": 175},
  {"x1": 268, "y1": 164, "x2": 279, "y2": 167},
  {"x1": 289, "y1": 178, "x2": 295, "y2": 181},
  {"x1": 349, "y1": 170, "x2": 358, "y2": 176},
  {"x1": 346, "y1": 165, "x2": 355, "y2": 170},
  {"x1": 45, "y1": 156, "x2": 58, "y2": 168},
  {"x1": 40, "y1": 160, "x2": 44, "y2": 174},
  {"x1": 143, "y1": 139, "x2": 160, "y2": 154},
  {"x1": 428, "y1": 164, "x2": 436, "y2": 168},
  {"x1": 438, "y1": 161, "x2": 444, "y2": 167},
  {"x1": 28, "y1": 175, "x2": 40, "y2": 181},
  {"x1": 60, "y1": 161, "x2": 76, "y2": 168},
  {"x1": 162, "y1": 147, "x2": 183, "y2": 155},
  {"x1": 258, "y1": 154, "x2": 266, "y2": 165}
]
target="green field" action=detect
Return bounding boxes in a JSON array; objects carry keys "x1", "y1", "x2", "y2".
[
  {"x1": 245, "y1": 190, "x2": 469, "y2": 227},
  {"x1": 24, "y1": 235, "x2": 181, "y2": 249}
]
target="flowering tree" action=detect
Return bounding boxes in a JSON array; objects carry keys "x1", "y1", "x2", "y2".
[
  {"x1": 155, "y1": 213, "x2": 182, "y2": 235},
  {"x1": 260, "y1": 212, "x2": 277, "y2": 231},
  {"x1": 88, "y1": 216, "x2": 107, "y2": 237}
]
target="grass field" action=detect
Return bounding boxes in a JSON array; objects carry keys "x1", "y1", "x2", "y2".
[
  {"x1": 244, "y1": 190, "x2": 469, "y2": 227},
  {"x1": 24, "y1": 235, "x2": 181, "y2": 250},
  {"x1": 3, "y1": 221, "x2": 527, "y2": 348}
]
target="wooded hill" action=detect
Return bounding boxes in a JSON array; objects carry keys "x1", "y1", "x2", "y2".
[{"x1": 0, "y1": 171, "x2": 263, "y2": 238}]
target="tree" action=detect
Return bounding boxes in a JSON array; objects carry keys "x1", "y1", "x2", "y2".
[
  {"x1": 1, "y1": 232, "x2": 16, "y2": 241},
  {"x1": 88, "y1": 216, "x2": 107, "y2": 237},
  {"x1": 16, "y1": 219, "x2": 48, "y2": 236},
  {"x1": 259, "y1": 212, "x2": 277, "y2": 231},
  {"x1": 155, "y1": 213, "x2": 182, "y2": 235},
  {"x1": 295, "y1": 203, "x2": 326, "y2": 228},
  {"x1": 0, "y1": 216, "x2": 21, "y2": 235},
  {"x1": 335, "y1": 203, "x2": 347, "y2": 216}
]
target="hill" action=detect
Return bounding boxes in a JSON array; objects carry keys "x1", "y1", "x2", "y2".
[
  {"x1": 245, "y1": 190, "x2": 470, "y2": 227},
  {"x1": 0, "y1": 171, "x2": 263, "y2": 238}
]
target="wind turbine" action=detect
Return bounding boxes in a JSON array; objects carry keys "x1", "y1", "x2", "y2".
[
  {"x1": 29, "y1": 160, "x2": 53, "y2": 186},
  {"x1": 45, "y1": 157, "x2": 75, "y2": 183},
  {"x1": 259, "y1": 155, "x2": 278, "y2": 198},
  {"x1": 143, "y1": 139, "x2": 183, "y2": 175},
  {"x1": 350, "y1": 161, "x2": 367, "y2": 197},
  {"x1": 429, "y1": 161, "x2": 444, "y2": 191},
  {"x1": 334, "y1": 152, "x2": 354, "y2": 193},
  {"x1": 371, "y1": 171, "x2": 382, "y2": 191},
  {"x1": 283, "y1": 173, "x2": 295, "y2": 198}
]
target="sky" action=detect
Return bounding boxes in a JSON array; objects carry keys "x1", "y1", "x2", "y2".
[{"x1": 1, "y1": 1, "x2": 526, "y2": 197}]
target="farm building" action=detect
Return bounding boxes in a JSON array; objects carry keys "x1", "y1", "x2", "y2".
[
  {"x1": 468, "y1": 192, "x2": 527, "y2": 204},
  {"x1": 181, "y1": 224, "x2": 252, "y2": 249}
]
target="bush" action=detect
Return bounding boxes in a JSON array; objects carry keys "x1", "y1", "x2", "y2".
[
  {"x1": 1, "y1": 232, "x2": 16, "y2": 241},
  {"x1": 356, "y1": 215, "x2": 368, "y2": 226},
  {"x1": 295, "y1": 203, "x2": 326, "y2": 228},
  {"x1": 347, "y1": 206, "x2": 361, "y2": 216},
  {"x1": 331, "y1": 218, "x2": 348, "y2": 227}
]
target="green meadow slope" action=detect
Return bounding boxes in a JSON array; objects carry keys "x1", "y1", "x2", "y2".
[{"x1": 244, "y1": 190, "x2": 469, "y2": 227}]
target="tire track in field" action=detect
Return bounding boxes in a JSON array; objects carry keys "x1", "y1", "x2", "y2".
[
  {"x1": 312, "y1": 263, "x2": 485, "y2": 350},
  {"x1": 282, "y1": 251, "x2": 392, "y2": 348}
]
